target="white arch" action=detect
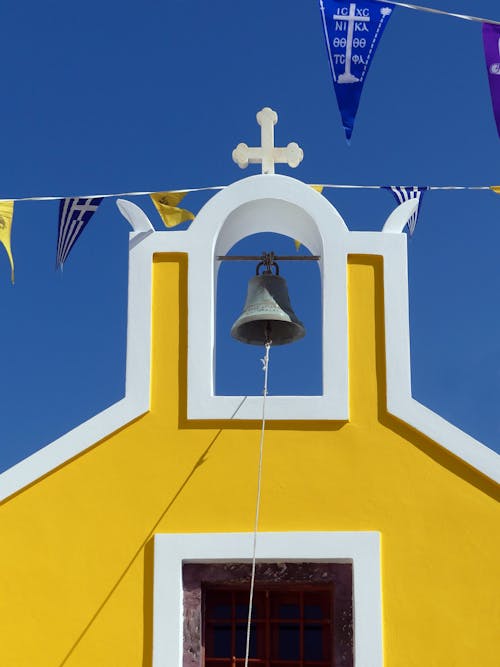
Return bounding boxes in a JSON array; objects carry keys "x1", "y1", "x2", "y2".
[
  {"x1": 185, "y1": 175, "x2": 349, "y2": 421},
  {"x1": 215, "y1": 198, "x2": 323, "y2": 270},
  {"x1": 190, "y1": 174, "x2": 348, "y2": 239}
]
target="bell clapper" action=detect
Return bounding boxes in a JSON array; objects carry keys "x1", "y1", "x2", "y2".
[{"x1": 264, "y1": 321, "x2": 272, "y2": 346}]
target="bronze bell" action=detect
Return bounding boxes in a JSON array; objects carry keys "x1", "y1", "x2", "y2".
[{"x1": 230, "y1": 256, "x2": 306, "y2": 346}]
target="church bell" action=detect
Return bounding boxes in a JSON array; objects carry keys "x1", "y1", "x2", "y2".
[{"x1": 230, "y1": 255, "x2": 306, "y2": 346}]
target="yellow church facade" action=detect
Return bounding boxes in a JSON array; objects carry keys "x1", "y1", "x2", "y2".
[{"x1": 0, "y1": 173, "x2": 499, "y2": 667}]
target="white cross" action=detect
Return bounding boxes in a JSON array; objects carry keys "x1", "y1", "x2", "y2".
[
  {"x1": 232, "y1": 107, "x2": 304, "y2": 175},
  {"x1": 334, "y1": 3, "x2": 370, "y2": 83}
]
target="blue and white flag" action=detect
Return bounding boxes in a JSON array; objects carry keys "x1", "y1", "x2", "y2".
[
  {"x1": 319, "y1": 0, "x2": 393, "y2": 141},
  {"x1": 56, "y1": 197, "x2": 103, "y2": 268},
  {"x1": 384, "y1": 186, "x2": 427, "y2": 235}
]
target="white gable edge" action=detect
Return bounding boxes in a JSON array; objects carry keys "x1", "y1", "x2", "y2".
[{"x1": 0, "y1": 175, "x2": 498, "y2": 502}]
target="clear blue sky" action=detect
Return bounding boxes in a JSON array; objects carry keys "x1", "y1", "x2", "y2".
[{"x1": 1, "y1": 0, "x2": 499, "y2": 473}]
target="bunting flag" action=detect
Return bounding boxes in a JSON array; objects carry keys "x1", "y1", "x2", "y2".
[
  {"x1": 483, "y1": 22, "x2": 500, "y2": 139},
  {"x1": 56, "y1": 197, "x2": 103, "y2": 269},
  {"x1": 384, "y1": 186, "x2": 427, "y2": 235},
  {"x1": 320, "y1": 0, "x2": 393, "y2": 141},
  {"x1": 0, "y1": 200, "x2": 15, "y2": 283},
  {"x1": 150, "y1": 191, "x2": 195, "y2": 228}
]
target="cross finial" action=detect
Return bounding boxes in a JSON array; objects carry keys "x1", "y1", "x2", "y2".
[{"x1": 232, "y1": 107, "x2": 304, "y2": 175}]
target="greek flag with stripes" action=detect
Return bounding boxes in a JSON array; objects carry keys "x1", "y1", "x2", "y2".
[
  {"x1": 385, "y1": 186, "x2": 427, "y2": 235},
  {"x1": 56, "y1": 197, "x2": 103, "y2": 268}
]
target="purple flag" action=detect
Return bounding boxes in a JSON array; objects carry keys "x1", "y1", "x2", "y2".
[{"x1": 483, "y1": 22, "x2": 500, "y2": 138}]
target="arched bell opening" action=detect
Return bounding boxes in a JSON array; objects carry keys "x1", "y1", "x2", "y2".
[{"x1": 215, "y1": 232, "x2": 322, "y2": 397}]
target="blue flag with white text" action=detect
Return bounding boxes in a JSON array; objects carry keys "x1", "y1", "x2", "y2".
[
  {"x1": 56, "y1": 197, "x2": 103, "y2": 269},
  {"x1": 319, "y1": 0, "x2": 393, "y2": 141}
]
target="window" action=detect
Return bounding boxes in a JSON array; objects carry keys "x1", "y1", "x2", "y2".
[
  {"x1": 204, "y1": 586, "x2": 334, "y2": 666},
  {"x1": 153, "y1": 532, "x2": 382, "y2": 667},
  {"x1": 183, "y1": 562, "x2": 353, "y2": 667}
]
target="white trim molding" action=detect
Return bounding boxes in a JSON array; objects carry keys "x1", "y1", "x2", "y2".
[
  {"x1": 0, "y1": 174, "x2": 498, "y2": 501},
  {"x1": 152, "y1": 531, "x2": 383, "y2": 667}
]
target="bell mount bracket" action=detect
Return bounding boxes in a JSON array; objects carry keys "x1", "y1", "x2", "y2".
[{"x1": 216, "y1": 251, "x2": 320, "y2": 275}]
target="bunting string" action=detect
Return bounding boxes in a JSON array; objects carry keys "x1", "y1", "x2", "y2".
[
  {"x1": 0, "y1": 185, "x2": 227, "y2": 204},
  {"x1": 0, "y1": 183, "x2": 497, "y2": 205},
  {"x1": 373, "y1": 0, "x2": 500, "y2": 26},
  {"x1": 1, "y1": 181, "x2": 500, "y2": 278},
  {"x1": 318, "y1": 184, "x2": 493, "y2": 190}
]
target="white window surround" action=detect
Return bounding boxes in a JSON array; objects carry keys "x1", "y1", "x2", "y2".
[{"x1": 152, "y1": 531, "x2": 382, "y2": 667}]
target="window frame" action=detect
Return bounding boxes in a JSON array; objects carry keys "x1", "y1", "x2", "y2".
[{"x1": 202, "y1": 582, "x2": 337, "y2": 667}]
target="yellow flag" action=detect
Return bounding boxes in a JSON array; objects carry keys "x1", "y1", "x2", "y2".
[
  {"x1": 490, "y1": 186, "x2": 500, "y2": 194},
  {"x1": 0, "y1": 200, "x2": 14, "y2": 283},
  {"x1": 150, "y1": 191, "x2": 195, "y2": 228},
  {"x1": 295, "y1": 186, "x2": 324, "y2": 250}
]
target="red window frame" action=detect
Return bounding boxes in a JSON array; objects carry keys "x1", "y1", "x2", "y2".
[{"x1": 203, "y1": 585, "x2": 334, "y2": 667}]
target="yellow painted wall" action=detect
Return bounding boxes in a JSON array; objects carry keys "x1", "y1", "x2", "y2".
[{"x1": 0, "y1": 253, "x2": 498, "y2": 666}]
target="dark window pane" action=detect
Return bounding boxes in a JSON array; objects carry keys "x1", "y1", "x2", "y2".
[
  {"x1": 271, "y1": 592, "x2": 300, "y2": 619},
  {"x1": 235, "y1": 603, "x2": 249, "y2": 619},
  {"x1": 207, "y1": 591, "x2": 232, "y2": 620},
  {"x1": 235, "y1": 623, "x2": 258, "y2": 658},
  {"x1": 304, "y1": 592, "x2": 330, "y2": 619},
  {"x1": 278, "y1": 603, "x2": 300, "y2": 619},
  {"x1": 304, "y1": 625, "x2": 324, "y2": 660},
  {"x1": 272, "y1": 623, "x2": 300, "y2": 659},
  {"x1": 212, "y1": 624, "x2": 231, "y2": 657},
  {"x1": 212, "y1": 604, "x2": 232, "y2": 619},
  {"x1": 304, "y1": 604, "x2": 323, "y2": 620},
  {"x1": 235, "y1": 591, "x2": 263, "y2": 620}
]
